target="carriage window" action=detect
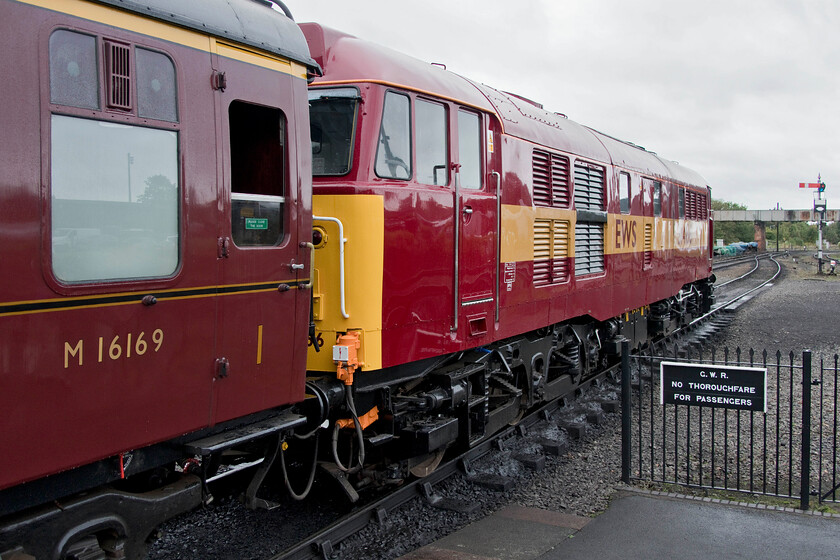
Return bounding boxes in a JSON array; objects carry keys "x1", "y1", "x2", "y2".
[
  {"x1": 229, "y1": 101, "x2": 286, "y2": 247},
  {"x1": 458, "y1": 110, "x2": 481, "y2": 189},
  {"x1": 619, "y1": 172, "x2": 631, "y2": 214},
  {"x1": 653, "y1": 181, "x2": 662, "y2": 216},
  {"x1": 375, "y1": 92, "x2": 411, "y2": 180},
  {"x1": 416, "y1": 99, "x2": 448, "y2": 186},
  {"x1": 50, "y1": 30, "x2": 99, "y2": 109},
  {"x1": 51, "y1": 115, "x2": 179, "y2": 282},
  {"x1": 136, "y1": 48, "x2": 178, "y2": 122},
  {"x1": 309, "y1": 87, "x2": 359, "y2": 175}
]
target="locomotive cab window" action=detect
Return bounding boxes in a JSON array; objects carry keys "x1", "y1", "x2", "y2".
[
  {"x1": 309, "y1": 87, "x2": 359, "y2": 175},
  {"x1": 49, "y1": 30, "x2": 180, "y2": 283},
  {"x1": 375, "y1": 91, "x2": 411, "y2": 180},
  {"x1": 679, "y1": 188, "x2": 685, "y2": 218},
  {"x1": 416, "y1": 98, "x2": 448, "y2": 186},
  {"x1": 229, "y1": 101, "x2": 287, "y2": 247},
  {"x1": 458, "y1": 110, "x2": 482, "y2": 189}
]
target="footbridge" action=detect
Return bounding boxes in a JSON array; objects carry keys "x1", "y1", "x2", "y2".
[{"x1": 714, "y1": 208, "x2": 839, "y2": 251}]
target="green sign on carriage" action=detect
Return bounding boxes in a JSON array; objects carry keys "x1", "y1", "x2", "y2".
[{"x1": 245, "y1": 218, "x2": 269, "y2": 230}]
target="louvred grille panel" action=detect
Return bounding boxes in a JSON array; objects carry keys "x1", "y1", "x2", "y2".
[
  {"x1": 533, "y1": 150, "x2": 570, "y2": 208},
  {"x1": 106, "y1": 41, "x2": 131, "y2": 110},
  {"x1": 574, "y1": 222, "x2": 604, "y2": 276},
  {"x1": 534, "y1": 219, "x2": 570, "y2": 285},
  {"x1": 573, "y1": 162, "x2": 605, "y2": 211}
]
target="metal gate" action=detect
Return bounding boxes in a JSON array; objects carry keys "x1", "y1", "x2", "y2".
[{"x1": 620, "y1": 341, "x2": 840, "y2": 510}]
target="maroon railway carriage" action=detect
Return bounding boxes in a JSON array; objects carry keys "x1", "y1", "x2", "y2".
[
  {"x1": 0, "y1": 0, "x2": 317, "y2": 556},
  {"x1": 301, "y1": 23, "x2": 714, "y2": 479}
]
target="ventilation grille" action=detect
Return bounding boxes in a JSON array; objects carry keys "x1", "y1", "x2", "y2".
[
  {"x1": 106, "y1": 41, "x2": 131, "y2": 110},
  {"x1": 532, "y1": 150, "x2": 570, "y2": 207},
  {"x1": 685, "y1": 190, "x2": 708, "y2": 220},
  {"x1": 574, "y1": 222, "x2": 604, "y2": 276},
  {"x1": 573, "y1": 162, "x2": 605, "y2": 211},
  {"x1": 644, "y1": 223, "x2": 654, "y2": 267},
  {"x1": 534, "y1": 219, "x2": 570, "y2": 285}
]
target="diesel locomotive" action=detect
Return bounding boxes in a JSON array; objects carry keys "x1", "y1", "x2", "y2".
[
  {"x1": 0, "y1": 2, "x2": 714, "y2": 558},
  {"x1": 301, "y1": 23, "x2": 714, "y2": 488}
]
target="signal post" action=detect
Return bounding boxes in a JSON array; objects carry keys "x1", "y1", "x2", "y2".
[{"x1": 799, "y1": 176, "x2": 827, "y2": 273}]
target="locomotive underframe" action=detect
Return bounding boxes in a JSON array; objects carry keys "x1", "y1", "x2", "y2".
[{"x1": 314, "y1": 277, "x2": 715, "y2": 498}]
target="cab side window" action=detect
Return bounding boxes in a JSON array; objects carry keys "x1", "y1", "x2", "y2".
[
  {"x1": 415, "y1": 98, "x2": 448, "y2": 186},
  {"x1": 375, "y1": 91, "x2": 411, "y2": 180},
  {"x1": 458, "y1": 110, "x2": 481, "y2": 189}
]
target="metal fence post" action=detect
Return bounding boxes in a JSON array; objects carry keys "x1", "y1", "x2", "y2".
[
  {"x1": 621, "y1": 339, "x2": 631, "y2": 483},
  {"x1": 801, "y1": 349, "x2": 812, "y2": 511}
]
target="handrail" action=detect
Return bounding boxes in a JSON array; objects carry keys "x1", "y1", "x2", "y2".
[
  {"x1": 492, "y1": 171, "x2": 501, "y2": 324},
  {"x1": 313, "y1": 215, "x2": 349, "y2": 319},
  {"x1": 299, "y1": 242, "x2": 315, "y2": 289}
]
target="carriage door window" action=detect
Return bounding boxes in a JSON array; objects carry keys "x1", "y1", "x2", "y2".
[
  {"x1": 375, "y1": 91, "x2": 411, "y2": 179},
  {"x1": 229, "y1": 101, "x2": 286, "y2": 246},
  {"x1": 416, "y1": 99, "x2": 448, "y2": 186},
  {"x1": 458, "y1": 110, "x2": 481, "y2": 189}
]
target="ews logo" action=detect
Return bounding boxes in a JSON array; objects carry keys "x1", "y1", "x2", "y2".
[{"x1": 614, "y1": 219, "x2": 637, "y2": 249}]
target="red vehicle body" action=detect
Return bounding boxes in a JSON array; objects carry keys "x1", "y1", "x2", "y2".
[
  {"x1": 1, "y1": 5, "x2": 715, "y2": 557},
  {"x1": 0, "y1": 1, "x2": 316, "y2": 557},
  {"x1": 301, "y1": 22, "x2": 714, "y2": 458}
]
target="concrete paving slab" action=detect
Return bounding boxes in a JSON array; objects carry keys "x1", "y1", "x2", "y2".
[
  {"x1": 400, "y1": 492, "x2": 840, "y2": 560},
  {"x1": 540, "y1": 492, "x2": 840, "y2": 559},
  {"x1": 399, "y1": 506, "x2": 586, "y2": 560}
]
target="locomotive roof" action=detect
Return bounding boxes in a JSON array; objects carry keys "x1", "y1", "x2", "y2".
[
  {"x1": 91, "y1": 0, "x2": 319, "y2": 72},
  {"x1": 301, "y1": 24, "x2": 496, "y2": 114},
  {"x1": 303, "y1": 23, "x2": 707, "y2": 191}
]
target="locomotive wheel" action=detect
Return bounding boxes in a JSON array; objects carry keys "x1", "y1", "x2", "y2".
[
  {"x1": 408, "y1": 448, "x2": 445, "y2": 477},
  {"x1": 508, "y1": 409, "x2": 525, "y2": 426}
]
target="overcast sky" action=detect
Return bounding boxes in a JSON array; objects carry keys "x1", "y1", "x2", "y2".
[{"x1": 285, "y1": 0, "x2": 839, "y2": 210}]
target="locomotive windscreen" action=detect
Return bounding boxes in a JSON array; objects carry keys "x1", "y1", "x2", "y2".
[{"x1": 309, "y1": 87, "x2": 360, "y2": 176}]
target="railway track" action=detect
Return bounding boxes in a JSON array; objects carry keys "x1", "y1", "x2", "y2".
[
  {"x1": 654, "y1": 252, "x2": 783, "y2": 358},
  {"x1": 712, "y1": 251, "x2": 785, "y2": 271},
  {"x1": 711, "y1": 253, "x2": 783, "y2": 310}
]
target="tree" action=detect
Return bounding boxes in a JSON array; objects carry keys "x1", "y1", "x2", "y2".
[
  {"x1": 137, "y1": 174, "x2": 177, "y2": 206},
  {"x1": 711, "y1": 199, "x2": 754, "y2": 244}
]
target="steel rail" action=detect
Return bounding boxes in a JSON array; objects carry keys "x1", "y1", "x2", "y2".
[{"x1": 670, "y1": 254, "x2": 781, "y2": 341}]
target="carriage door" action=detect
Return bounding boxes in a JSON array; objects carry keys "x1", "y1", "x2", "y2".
[
  {"x1": 212, "y1": 52, "x2": 303, "y2": 423},
  {"x1": 455, "y1": 109, "x2": 497, "y2": 338}
]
